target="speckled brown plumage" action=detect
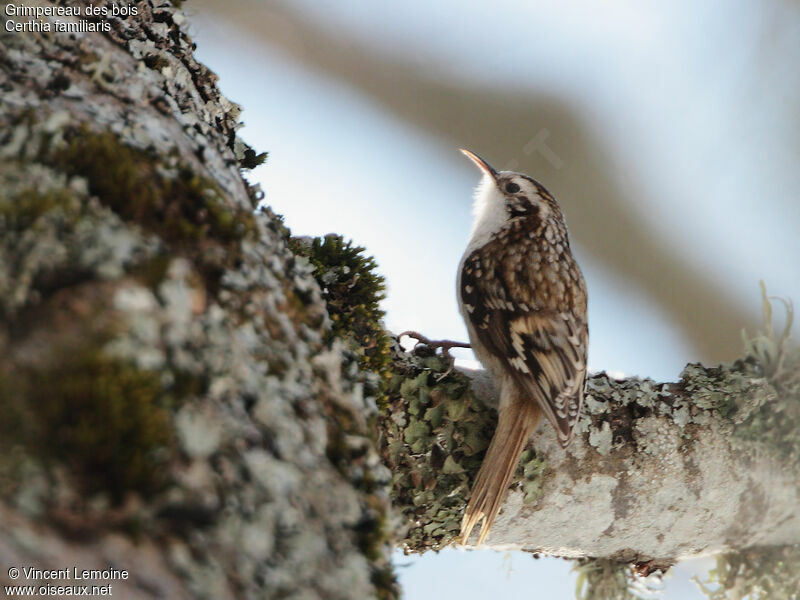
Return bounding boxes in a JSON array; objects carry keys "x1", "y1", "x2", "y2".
[
  {"x1": 457, "y1": 150, "x2": 588, "y2": 545},
  {"x1": 460, "y1": 187, "x2": 588, "y2": 444}
]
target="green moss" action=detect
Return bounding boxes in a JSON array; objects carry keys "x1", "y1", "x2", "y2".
[
  {"x1": 289, "y1": 234, "x2": 393, "y2": 411},
  {"x1": 0, "y1": 187, "x2": 79, "y2": 232},
  {"x1": 695, "y1": 545, "x2": 800, "y2": 600},
  {"x1": 290, "y1": 236, "x2": 387, "y2": 350},
  {"x1": 33, "y1": 128, "x2": 257, "y2": 293},
  {"x1": 0, "y1": 347, "x2": 178, "y2": 502},
  {"x1": 236, "y1": 142, "x2": 268, "y2": 170},
  {"x1": 51, "y1": 129, "x2": 255, "y2": 244}
]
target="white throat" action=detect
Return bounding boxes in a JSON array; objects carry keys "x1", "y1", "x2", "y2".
[{"x1": 466, "y1": 174, "x2": 506, "y2": 253}]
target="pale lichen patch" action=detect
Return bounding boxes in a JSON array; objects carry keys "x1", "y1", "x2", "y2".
[{"x1": 589, "y1": 421, "x2": 613, "y2": 455}]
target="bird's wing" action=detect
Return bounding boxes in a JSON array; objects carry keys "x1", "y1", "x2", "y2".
[{"x1": 460, "y1": 249, "x2": 588, "y2": 446}]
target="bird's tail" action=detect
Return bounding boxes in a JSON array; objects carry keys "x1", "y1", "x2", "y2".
[{"x1": 460, "y1": 398, "x2": 541, "y2": 546}]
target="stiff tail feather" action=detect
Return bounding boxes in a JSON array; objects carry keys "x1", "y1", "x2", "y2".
[{"x1": 460, "y1": 399, "x2": 541, "y2": 545}]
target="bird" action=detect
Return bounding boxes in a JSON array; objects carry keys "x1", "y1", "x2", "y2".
[{"x1": 457, "y1": 149, "x2": 588, "y2": 546}]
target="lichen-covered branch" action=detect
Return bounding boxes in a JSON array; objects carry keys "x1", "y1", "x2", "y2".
[{"x1": 383, "y1": 335, "x2": 800, "y2": 565}]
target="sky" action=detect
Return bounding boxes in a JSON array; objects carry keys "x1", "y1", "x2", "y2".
[{"x1": 188, "y1": 1, "x2": 799, "y2": 597}]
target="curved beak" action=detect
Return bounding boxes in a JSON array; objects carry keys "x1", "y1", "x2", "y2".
[{"x1": 459, "y1": 148, "x2": 497, "y2": 180}]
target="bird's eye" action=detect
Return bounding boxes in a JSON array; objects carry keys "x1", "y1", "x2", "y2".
[{"x1": 505, "y1": 182, "x2": 520, "y2": 194}]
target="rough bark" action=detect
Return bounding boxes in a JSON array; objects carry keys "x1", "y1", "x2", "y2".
[
  {"x1": 384, "y1": 334, "x2": 800, "y2": 566},
  {"x1": 0, "y1": 3, "x2": 394, "y2": 599}
]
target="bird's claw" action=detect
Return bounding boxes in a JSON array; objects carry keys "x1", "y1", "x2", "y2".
[
  {"x1": 398, "y1": 331, "x2": 471, "y2": 381},
  {"x1": 398, "y1": 331, "x2": 470, "y2": 358}
]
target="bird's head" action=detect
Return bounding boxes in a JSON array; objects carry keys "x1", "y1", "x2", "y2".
[
  {"x1": 460, "y1": 149, "x2": 560, "y2": 248},
  {"x1": 459, "y1": 148, "x2": 555, "y2": 224}
]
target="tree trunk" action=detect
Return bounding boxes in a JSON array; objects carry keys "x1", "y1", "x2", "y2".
[{"x1": 0, "y1": 3, "x2": 394, "y2": 599}]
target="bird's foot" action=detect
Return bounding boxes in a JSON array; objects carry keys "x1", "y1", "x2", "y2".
[
  {"x1": 398, "y1": 331, "x2": 470, "y2": 357},
  {"x1": 398, "y1": 331, "x2": 471, "y2": 381}
]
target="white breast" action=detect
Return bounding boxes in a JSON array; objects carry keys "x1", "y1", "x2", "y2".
[
  {"x1": 455, "y1": 174, "x2": 512, "y2": 380},
  {"x1": 458, "y1": 174, "x2": 506, "y2": 302},
  {"x1": 465, "y1": 174, "x2": 506, "y2": 254},
  {"x1": 457, "y1": 173, "x2": 504, "y2": 335}
]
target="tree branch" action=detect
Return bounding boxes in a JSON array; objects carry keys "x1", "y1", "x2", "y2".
[{"x1": 383, "y1": 339, "x2": 800, "y2": 565}]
